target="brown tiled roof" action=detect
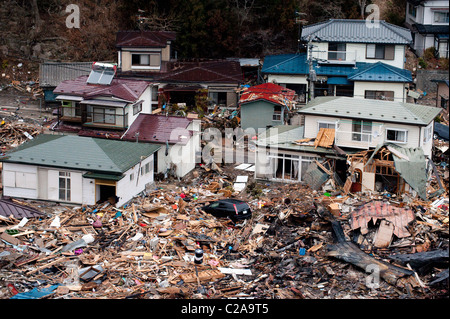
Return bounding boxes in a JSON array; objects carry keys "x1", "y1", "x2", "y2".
[
  {"x1": 116, "y1": 30, "x2": 176, "y2": 48},
  {"x1": 53, "y1": 75, "x2": 149, "y2": 102},
  {"x1": 121, "y1": 114, "x2": 193, "y2": 145},
  {"x1": 118, "y1": 60, "x2": 243, "y2": 84},
  {"x1": 0, "y1": 198, "x2": 45, "y2": 219},
  {"x1": 350, "y1": 201, "x2": 415, "y2": 238}
]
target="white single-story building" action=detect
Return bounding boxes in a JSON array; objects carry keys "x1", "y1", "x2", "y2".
[{"x1": 0, "y1": 135, "x2": 160, "y2": 207}]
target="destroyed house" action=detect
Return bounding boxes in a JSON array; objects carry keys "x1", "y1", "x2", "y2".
[
  {"x1": 298, "y1": 96, "x2": 442, "y2": 158},
  {"x1": 347, "y1": 143, "x2": 429, "y2": 199},
  {"x1": 239, "y1": 83, "x2": 296, "y2": 130},
  {"x1": 115, "y1": 30, "x2": 243, "y2": 110},
  {"x1": 121, "y1": 113, "x2": 201, "y2": 178},
  {"x1": 53, "y1": 63, "x2": 153, "y2": 131},
  {"x1": 0, "y1": 135, "x2": 160, "y2": 207}
]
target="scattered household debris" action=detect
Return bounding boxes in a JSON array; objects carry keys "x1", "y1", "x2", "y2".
[{"x1": 0, "y1": 163, "x2": 448, "y2": 299}]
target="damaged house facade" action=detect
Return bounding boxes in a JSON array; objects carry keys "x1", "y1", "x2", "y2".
[
  {"x1": 255, "y1": 96, "x2": 442, "y2": 199},
  {"x1": 262, "y1": 19, "x2": 413, "y2": 103},
  {"x1": 298, "y1": 96, "x2": 442, "y2": 196},
  {"x1": 0, "y1": 135, "x2": 160, "y2": 207}
]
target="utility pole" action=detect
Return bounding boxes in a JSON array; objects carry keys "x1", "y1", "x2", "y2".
[
  {"x1": 295, "y1": 11, "x2": 307, "y2": 53},
  {"x1": 307, "y1": 36, "x2": 317, "y2": 102}
]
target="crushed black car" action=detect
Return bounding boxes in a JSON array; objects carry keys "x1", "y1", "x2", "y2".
[{"x1": 201, "y1": 199, "x2": 252, "y2": 221}]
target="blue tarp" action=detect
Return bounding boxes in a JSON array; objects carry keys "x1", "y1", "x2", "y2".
[
  {"x1": 10, "y1": 284, "x2": 60, "y2": 299},
  {"x1": 434, "y1": 123, "x2": 449, "y2": 141}
]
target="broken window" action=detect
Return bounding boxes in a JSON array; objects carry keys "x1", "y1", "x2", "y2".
[
  {"x1": 385, "y1": 128, "x2": 408, "y2": 144},
  {"x1": 59, "y1": 172, "x2": 71, "y2": 201},
  {"x1": 269, "y1": 154, "x2": 313, "y2": 182},
  {"x1": 352, "y1": 120, "x2": 372, "y2": 142}
]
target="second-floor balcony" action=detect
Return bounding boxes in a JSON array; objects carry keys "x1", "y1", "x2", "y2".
[{"x1": 334, "y1": 128, "x2": 383, "y2": 149}]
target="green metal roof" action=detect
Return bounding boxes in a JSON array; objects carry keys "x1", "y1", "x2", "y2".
[
  {"x1": 0, "y1": 134, "x2": 161, "y2": 174},
  {"x1": 298, "y1": 96, "x2": 442, "y2": 126}
]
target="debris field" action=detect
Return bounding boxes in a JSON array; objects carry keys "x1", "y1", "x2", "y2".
[{"x1": 0, "y1": 160, "x2": 448, "y2": 299}]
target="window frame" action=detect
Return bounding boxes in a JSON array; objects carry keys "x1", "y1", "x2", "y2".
[
  {"x1": 352, "y1": 120, "x2": 372, "y2": 142},
  {"x1": 434, "y1": 11, "x2": 449, "y2": 23},
  {"x1": 366, "y1": 44, "x2": 395, "y2": 60},
  {"x1": 58, "y1": 171, "x2": 71, "y2": 202},
  {"x1": 317, "y1": 121, "x2": 336, "y2": 131},
  {"x1": 328, "y1": 42, "x2": 347, "y2": 61},
  {"x1": 133, "y1": 102, "x2": 142, "y2": 115},
  {"x1": 423, "y1": 123, "x2": 433, "y2": 143},
  {"x1": 385, "y1": 127, "x2": 408, "y2": 144}
]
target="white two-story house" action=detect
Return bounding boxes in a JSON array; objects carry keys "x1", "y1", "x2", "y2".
[
  {"x1": 405, "y1": 0, "x2": 449, "y2": 58},
  {"x1": 262, "y1": 19, "x2": 413, "y2": 103}
]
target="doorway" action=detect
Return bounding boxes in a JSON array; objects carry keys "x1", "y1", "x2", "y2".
[{"x1": 95, "y1": 179, "x2": 117, "y2": 204}]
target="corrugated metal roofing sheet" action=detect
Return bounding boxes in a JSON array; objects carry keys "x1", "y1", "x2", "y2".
[
  {"x1": 54, "y1": 75, "x2": 149, "y2": 102},
  {"x1": 348, "y1": 62, "x2": 412, "y2": 82},
  {"x1": 261, "y1": 53, "x2": 309, "y2": 75},
  {"x1": 0, "y1": 198, "x2": 44, "y2": 219},
  {"x1": 121, "y1": 114, "x2": 193, "y2": 145},
  {"x1": 39, "y1": 62, "x2": 93, "y2": 88},
  {"x1": 301, "y1": 19, "x2": 412, "y2": 44},
  {"x1": 0, "y1": 135, "x2": 161, "y2": 174},
  {"x1": 298, "y1": 96, "x2": 442, "y2": 126}
]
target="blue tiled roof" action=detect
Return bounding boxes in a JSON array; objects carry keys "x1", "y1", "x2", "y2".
[
  {"x1": 261, "y1": 53, "x2": 309, "y2": 74},
  {"x1": 262, "y1": 54, "x2": 412, "y2": 83},
  {"x1": 348, "y1": 62, "x2": 412, "y2": 82}
]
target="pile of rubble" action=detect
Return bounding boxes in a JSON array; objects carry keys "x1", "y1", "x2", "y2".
[
  {"x1": 0, "y1": 119, "x2": 43, "y2": 153},
  {"x1": 0, "y1": 164, "x2": 448, "y2": 299}
]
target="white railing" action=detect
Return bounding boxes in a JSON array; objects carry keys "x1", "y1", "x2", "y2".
[
  {"x1": 311, "y1": 50, "x2": 357, "y2": 64},
  {"x1": 335, "y1": 130, "x2": 383, "y2": 149}
]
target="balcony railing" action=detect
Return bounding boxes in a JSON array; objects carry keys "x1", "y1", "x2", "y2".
[
  {"x1": 311, "y1": 50, "x2": 357, "y2": 64},
  {"x1": 59, "y1": 106, "x2": 128, "y2": 130},
  {"x1": 335, "y1": 129, "x2": 382, "y2": 149}
]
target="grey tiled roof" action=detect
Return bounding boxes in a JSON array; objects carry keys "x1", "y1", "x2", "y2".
[
  {"x1": 39, "y1": 62, "x2": 93, "y2": 88},
  {"x1": 301, "y1": 19, "x2": 412, "y2": 44},
  {"x1": 298, "y1": 96, "x2": 441, "y2": 126}
]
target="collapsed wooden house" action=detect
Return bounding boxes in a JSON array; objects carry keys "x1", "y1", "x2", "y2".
[{"x1": 346, "y1": 143, "x2": 429, "y2": 199}]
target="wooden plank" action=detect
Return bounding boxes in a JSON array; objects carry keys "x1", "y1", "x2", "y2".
[{"x1": 179, "y1": 269, "x2": 225, "y2": 283}]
